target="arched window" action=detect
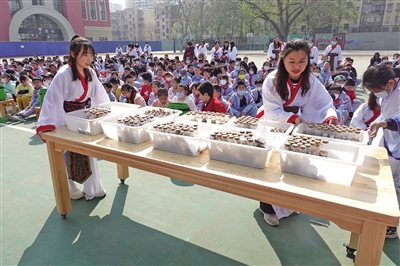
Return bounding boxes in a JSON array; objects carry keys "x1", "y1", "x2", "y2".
[{"x1": 18, "y1": 14, "x2": 64, "y2": 41}]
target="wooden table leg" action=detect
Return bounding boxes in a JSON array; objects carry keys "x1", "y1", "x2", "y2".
[
  {"x1": 117, "y1": 164, "x2": 129, "y2": 184},
  {"x1": 348, "y1": 232, "x2": 360, "y2": 250},
  {"x1": 11, "y1": 102, "x2": 16, "y2": 113},
  {"x1": 1, "y1": 104, "x2": 6, "y2": 123},
  {"x1": 46, "y1": 141, "x2": 72, "y2": 217},
  {"x1": 354, "y1": 221, "x2": 386, "y2": 266}
]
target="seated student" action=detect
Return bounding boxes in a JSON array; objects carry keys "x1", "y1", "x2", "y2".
[
  {"x1": 164, "y1": 72, "x2": 173, "y2": 90},
  {"x1": 120, "y1": 83, "x2": 146, "y2": 107},
  {"x1": 187, "y1": 64, "x2": 195, "y2": 77},
  {"x1": 312, "y1": 66, "x2": 325, "y2": 84},
  {"x1": 248, "y1": 64, "x2": 259, "y2": 89},
  {"x1": 232, "y1": 68, "x2": 250, "y2": 89},
  {"x1": 140, "y1": 72, "x2": 153, "y2": 104},
  {"x1": 213, "y1": 85, "x2": 231, "y2": 114},
  {"x1": 197, "y1": 82, "x2": 226, "y2": 113},
  {"x1": 200, "y1": 67, "x2": 212, "y2": 83},
  {"x1": 350, "y1": 93, "x2": 381, "y2": 131},
  {"x1": 148, "y1": 80, "x2": 161, "y2": 106},
  {"x1": 179, "y1": 69, "x2": 191, "y2": 85},
  {"x1": 110, "y1": 77, "x2": 122, "y2": 101},
  {"x1": 209, "y1": 76, "x2": 219, "y2": 86},
  {"x1": 15, "y1": 75, "x2": 33, "y2": 110},
  {"x1": 7, "y1": 77, "x2": 43, "y2": 121},
  {"x1": 110, "y1": 71, "x2": 124, "y2": 86},
  {"x1": 151, "y1": 88, "x2": 170, "y2": 108},
  {"x1": 168, "y1": 77, "x2": 179, "y2": 100},
  {"x1": 229, "y1": 81, "x2": 258, "y2": 117},
  {"x1": 251, "y1": 78, "x2": 264, "y2": 108},
  {"x1": 3, "y1": 73, "x2": 16, "y2": 99},
  {"x1": 153, "y1": 68, "x2": 165, "y2": 83},
  {"x1": 171, "y1": 84, "x2": 196, "y2": 111},
  {"x1": 42, "y1": 73, "x2": 54, "y2": 87},
  {"x1": 189, "y1": 82, "x2": 203, "y2": 110},
  {"x1": 227, "y1": 60, "x2": 236, "y2": 74},
  {"x1": 219, "y1": 74, "x2": 234, "y2": 100},
  {"x1": 344, "y1": 78, "x2": 361, "y2": 116},
  {"x1": 327, "y1": 85, "x2": 350, "y2": 125},
  {"x1": 103, "y1": 82, "x2": 116, "y2": 102}
]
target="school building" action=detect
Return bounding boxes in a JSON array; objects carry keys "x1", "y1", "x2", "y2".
[{"x1": 0, "y1": 0, "x2": 113, "y2": 42}]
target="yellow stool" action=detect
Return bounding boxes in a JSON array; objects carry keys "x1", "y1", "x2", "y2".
[
  {"x1": 0, "y1": 99, "x2": 17, "y2": 123},
  {"x1": 35, "y1": 107, "x2": 41, "y2": 120}
]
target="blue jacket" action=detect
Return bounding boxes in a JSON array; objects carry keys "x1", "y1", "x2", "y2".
[{"x1": 229, "y1": 92, "x2": 255, "y2": 116}]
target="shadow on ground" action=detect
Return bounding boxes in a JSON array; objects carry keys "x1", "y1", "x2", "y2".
[{"x1": 19, "y1": 184, "x2": 243, "y2": 265}]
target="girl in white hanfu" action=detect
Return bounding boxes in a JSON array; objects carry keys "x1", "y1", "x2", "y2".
[
  {"x1": 36, "y1": 35, "x2": 109, "y2": 201},
  {"x1": 261, "y1": 39, "x2": 338, "y2": 227},
  {"x1": 267, "y1": 36, "x2": 285, "y2": 60}
]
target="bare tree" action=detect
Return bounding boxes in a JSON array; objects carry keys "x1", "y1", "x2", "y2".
[{"x1": 144, "y1": 23, "x2": 157, "y2": 41}]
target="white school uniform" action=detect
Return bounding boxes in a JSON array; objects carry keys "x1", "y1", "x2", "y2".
[
  {"x1": 323, "y1": 44, "x2": 342, "y2": 71},
  {"x1": 350, "y1": 102, "x2": 380, "y2": 130},
  {"x1": 37, "y1": 65, "x2": 110, "y2": 200},
  {"x1": 115, "y1": 47, "x2": 123, "y2": 56},
  {"x1": 193, "y1": 46, "x2": 199, "y2": 57},
  {"x1": 197, "y1": 45, "x2": 208, "y2": 59},
  {"x1": 172, "y1": 95, "x2": 197, "y2": 111},
  {"x1": 262, "y1": 70, "x2": 337, "y2": 219},
  {"x1": 267, "y1": 42, "x2": 285, "y2": 59},
  {"x1": 211, "y1": 46, "x2": 222, "y2": 61},
  {"x1": 143, "y1": 45, "x2": 152, "y2": 57},
  {"x1": 309, "y1": 45, "x2": 319, "y2": 65},
  {"x1": 229, "y1": 46, "x2": 238, "y2": 61},
  {"x1": 128, "y1": 48, "x2": 138, "y2": 58}
]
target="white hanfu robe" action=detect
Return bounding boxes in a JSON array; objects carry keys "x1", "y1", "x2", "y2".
[
  {"x1": 197, "y1": 45, "x2": 208, "y2": 60},
  {"x1": 143, "y1": 45, "x2": 152, "y2": 57},
  {"x1": 323, "y1": 44, "x2": 342, "y2": 71},
  {"x1": 36, "y1": 65, "x2": 110, "y2": 200},
  {"x1": 262, "y1": 70, "x2": 337, "y2": 219},
  {"x1": 267, "y1": 42, "x2": 285, "y2": 59},
  {"x1": 115, "y1": 46, "x2": 123, "y2": 56},
  {"x1": 349, "y1": 102, "x2": 380, "y2": 130},
  {"x1": 211, "y1": 46, "x2": 222, "y2": 61},
  {"x1": 229, "y1": 47, "x2": 238, "y2": 61},
  {"x1": 310, "y1": 45, "x2": 319, "y2": 65}
]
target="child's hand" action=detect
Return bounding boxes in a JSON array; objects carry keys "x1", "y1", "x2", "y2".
[
  {"x1": 294, "y1": 116, "x2": 306, "y2": 125},
  {"x1": 368, "y1": 121, "x2": 386, "y2": 139}
]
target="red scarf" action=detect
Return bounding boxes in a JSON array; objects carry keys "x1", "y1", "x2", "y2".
[
  {"x1": 283, "y1": 76, "x2": 303, "y2": 107},
  {"x1": 68, "y1": 62, "x2": 89, "y2": 102}
]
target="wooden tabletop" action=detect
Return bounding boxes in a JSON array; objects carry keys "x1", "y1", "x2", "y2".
[{"x1": 42, "y1": 127, "x2": 400, "y2": 229}]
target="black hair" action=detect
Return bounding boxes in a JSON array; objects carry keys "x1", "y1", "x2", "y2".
[
  {"x1": 67, "y1": 35, "x2": 94, "y2": 82},
  {"x1": 19, "y1": 75, "x2": 28, "y2": 82},
  {"x1": 121, "y1": 83, "x2": 138, "y2": 103},
  {"x1": 190, "y1": 81, "x2": 201, "y2": 90},
  {"x1": 203, "y1": 67, "x2": 211, "y2": 74},
  {"x1": 152, "y1": 80, "x2": 161, "y2": 88},
  {"x1": 178, "y1": 84, "x2": 189, "y2": 95},
  {"x1": 367, "y1": 92, "x2": 379, "y2": 111},
  {"x1": 103, "y1": 82, "x2": 112, "y2": 89},
  {"x1": 213, "y1": 66, "x2": 222, "y2": 77},
  {"x1": 236, "y1": 81, "x2": 246, "y2": 90},
  {"x1": 345, "y1": 79, "x2": 356, "y2": 86},
  {"x1": 275, "y1": 39, "x2": 311, "y2": 101},
  {"x1": 255, "y1": 78, "x2": 264, "y2": 85},
  {"x1": 213, "y1": 84, "x2": 222, "y2": 94},
  {"x1": 141, "y1": 72, "x2": 152, "y2": 82},
  {"x1": 362, "y1": 65, "x2": 400, "y2": 91},
  {"x1": 230, "y1": 42, "x2": 236, "y2": 52},
  {"x1": 123, "y1": 74, "x2": 133, "y2": 82},
  {"x1": 198, "y1": 81, "x2": 214, "y2": 97},
  {"x1": 109, "y1": 78, "x2": 119, "y2": 84},
  {"x1": 157, "y1": 88, "x2": 168, "y2": 97},
  {"x1": 328, "y1": 84, "x2": 343, "y2": 94}
]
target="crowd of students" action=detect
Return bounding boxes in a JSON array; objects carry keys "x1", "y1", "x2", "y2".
[{"x1": 1, "y1": 36, "x2": 399, "y2": 238}]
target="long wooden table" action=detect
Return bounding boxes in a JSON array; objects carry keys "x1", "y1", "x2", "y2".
[{"x1": 42, "y1": 127, "x2": 400, "y2": 266}]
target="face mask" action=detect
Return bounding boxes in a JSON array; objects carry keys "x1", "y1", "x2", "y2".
[
  {"x1": 308, "y1": 43, "x2": 313, "y2": 47},
  {"x1": 237, "y1": 90, "x2": 246, "y2": 96},
  {"x1": 186, "y1": 60, "x2": 190, "y2": 64},
  {"x1": 234, "y1": 66, "x2": 240, "y2": 71},
  {"x1": 331, "y1": 41, "x2": 337, "y2": 45},
  {"x1": 44, "y1": 79, "x2": 51, "y2": 84},
  {"x1": 334, "y1": 93, "x2": 339, "y2": 100},
  {"x1": 220, "y1": 80, "x2": 227, "y2": 86},
  {"x1": 376, "y1": 98, "x2": 381, "y2": 105},
  {"x1": 1, "y1": 78, "x2": 5, "y2": 83},
  {"x1": 338, "y1": 83, "x2": 345, "y2": 88},
  {"x1": 176, "y1": 66, "x2": 181, "y2": 70},
  {"x1": 264, "y1": 66, "x2": 269, "y2": 71},
  {"x1": 257, "y1": 86, "x2": 262, "y2": 91},
  {"x1": 176, "y1": 92, "x2": 185, "y2": 98},
  {"x1": 148, "y1": 59, "x2": 151, "y2": 62},
  {"x1": 166, "y1": 77, "x2": 172, "y2": 82},
  {"x1": 136, "y1": 61, "x2": 140, "y2": 64},
  {"x1": 374, "y1": 89, "x2": 388, "y2": 99},
  {"x1": 313, "y1": 72, "x2": 320, "y2": 77},
  {"x1": 249, "y1": 70, "x2": 254, "y2": 74},
  {"x1": 238, "y1": 74, "x2": 246, "y2": 80}
]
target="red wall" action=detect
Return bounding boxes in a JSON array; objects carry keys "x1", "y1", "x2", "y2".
[
  {"x1": 0, "y1": 1, "x2": 12, "y2": 41},
  {"x1": 62, "y1": 0, "x2": 85, "y2": 36}
]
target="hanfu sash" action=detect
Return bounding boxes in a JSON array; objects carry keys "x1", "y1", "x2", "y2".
[
  {"x1": 282, "y1": 77, "x2": 302, "y2": 114},
  {"x1": 365, "y1": 107, "x2": 381, "y2": 126}
]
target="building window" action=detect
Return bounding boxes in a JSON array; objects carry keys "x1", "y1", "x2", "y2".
[
  {"x1": 18, "y1": 14, "x2": 63, "y2": 41},
  {"x1": 86, "y1": 37, "x2": 93, "y2": 41},
  {"x1": 385, "y1": 16, "x2": 390, "y2": 24},
  {"x1": 53, "y1": 0, "x2": 63, "y2": 14},
  {"x1": 387, "y1": 3, "x2": 393, "y2": 12},
  {"x1": 32, "y1": 0, "x2": 44, "y2": 5},
  {"x1": 89, "y1": 1, "x2": 97, "y2": 20},
  {"x1": 99, "y1": 37, "x2": 108, "y2": 41},
  {"x1": 8, "y1": 0, "x2": 21, "y2": 15},
  {"x1": 99, "y1": 1, "x2": 106, "y2": 21},
  {"x1": 344, "y1": 24, "x2": 349, "y2": 31},
  {"x1": 81, "y1": 1, "x2": 88, "y2": 20}
]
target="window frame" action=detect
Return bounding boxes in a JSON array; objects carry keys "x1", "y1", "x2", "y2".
[{"x1": 89, "y1": 1, "x2": 97, "y2": 21}]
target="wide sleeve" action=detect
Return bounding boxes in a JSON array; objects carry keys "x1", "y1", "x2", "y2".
[
  {"x1": 349, "y1": 103, "x2": 369, "y2": 130},
  {"x1": 185, "y1": 97, "x2": 197, "y2": 111},
  {"x1": 337, "y1": 46, "x2": 342, "y2": 61},
  {"x1": 262, "y1": 73, "x2": 295, "y2": 123},
  {"x1": 323, "y1": 45, "x2": 330, "y2": 56},
  {"x1": 135, "y1": 95, "x2": 147, "y2": 107},
  {"x1": 267, "y1": 44, "x2": 274, "y2": 58},
  {"x1": 89, "y1": 69, "x2": 110, "y2": 106}
]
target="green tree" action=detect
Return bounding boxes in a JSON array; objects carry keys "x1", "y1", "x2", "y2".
[{"x1": 240, "y1": 0, "x2": 318, "y2": 41}]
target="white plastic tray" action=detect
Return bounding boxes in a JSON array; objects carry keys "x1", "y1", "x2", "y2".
[
  {"x1": 204, "y1": 128, "x2": 279, "y2": 169},
  {"x1": 292, "y1": 123, "x2": 369, "y2": 145},
  {"x1": 176, "y1": 112, "x2": 235, "y2": 126},
  {"x1": 256, "y1": 120, "x2": 295, "y2": 136},
  {"x1": 146, "y1": 122, "x2": 211, "y2": 156},
  {"x1": 134, "y1": 106, "x2": 182, "y2": 120},
  {"x1": 275, "y1": 136, "x2": 364, "y2": 186},
  {"x1": 63, "y1": 103, "x2": 140, "y2": 135}
]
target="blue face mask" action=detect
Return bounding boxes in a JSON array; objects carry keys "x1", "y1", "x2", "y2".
[
  {"x1": 374, "y1": 90, "x2": 388, "y2": 99},
  {"x1": 234, "y1": 66, "x2": 240, "y2": 71},
  {"x1": 331, "y1": 41, "x2": 337, "y2": 45},
  {"x1": 176, "y1": 92, "x2": 185, "y2": 98},
  {"x1": 237, "y1": 90, "x2": 246, "y2": 96}
]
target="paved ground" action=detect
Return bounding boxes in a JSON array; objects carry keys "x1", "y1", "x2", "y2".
[{"x1": 1, "y1": 51, "x2": 399, "y2": 265}]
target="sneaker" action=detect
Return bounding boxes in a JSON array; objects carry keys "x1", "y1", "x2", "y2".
[
  {"x1": 259, "y1": 208, "x2": 279, "y2": 226},
  {"x1": 386, "y1": 227, "x2": 398, "y2": 239},
  {"x1": 6, "y1": 113, "x2": 24, "y2": 122}
]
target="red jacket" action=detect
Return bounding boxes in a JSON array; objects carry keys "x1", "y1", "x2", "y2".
[
  {"x1": 141, "y1": 84, "x2": 152, "y2": 100},
  {"x1": 200, "y1": 96, "x2": 226, "y2": 113}
]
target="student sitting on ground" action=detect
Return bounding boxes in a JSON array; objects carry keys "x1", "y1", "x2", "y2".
[
  {"x1": 15, "y1": 75, "x2": 33, "y2": 111},
  {"x1": 350, "y1": 92, "x2": 381, "y2": 131},
  {"x1": 120, "y1": 83, "x2": 146, "y2": 107},
  {"x1": 102, "y1": 82, "x2": 116, "y2": 102},
  {"x1": 251, "y1": 78, "x2": 264, "y2": 109},
  {"x1": 148, "y1": 80, "x2": 161, "y2": 106},
  {"x1": 213, "y1": 85, "x2": 231, "y2": 114},
  {"x1": 151, "y1": 88, "x2": 170, "y2": 108},
  {"x1": 171, "y1": 84, "x2": 196, "y2": 111},
  {"x1": 229, "y1": 81, "x2": 258, "y2": 117},
  {"x1": 197, "y1": 82, "x2": 226, "y2": 113},
  {"x1": 189, "y1": 82, "x2": 203, "y2": 110}
]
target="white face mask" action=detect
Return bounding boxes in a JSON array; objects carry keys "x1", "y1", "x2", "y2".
[
  {"x1": 1, "y1": 78, "x2": 5, "y2": 83},
  {"x1": 256, "y1": 86, "x2": 262, "y2": 91},
  {"x1": 220, "y1": 80, "x2": 227, "y2": 86},
  {"x1": 334, "y1": 93, "x2": 339, "y2": 100},
  {"x1": 44, "y1": 79, "x2": 51, "y2": 84},
  {"x1": 249, "y1": 70, "x2": 254, "y2": 74},
  {"x1": 338, "y1": 84, "x2": 345, "y2": 88},
  {"x1": 264, "y1": 66, "x2": 269, "y2": 71},
  {"x1": 376, "y1": 98, "x2": 381, "y2": 105},
  {"x1": 166, "y1": 77, "x2": 172, "y2": 82}
]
